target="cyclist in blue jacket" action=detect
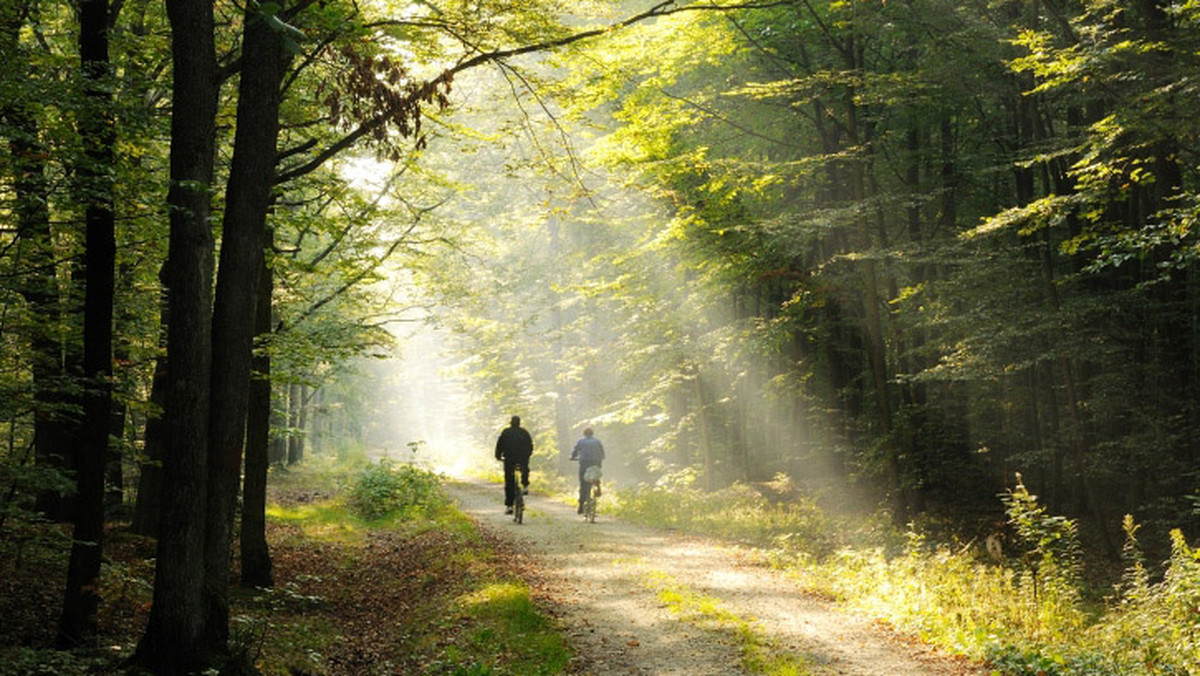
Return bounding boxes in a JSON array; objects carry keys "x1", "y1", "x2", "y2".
[{"x1": 569, "y1": 427, "x2": 604, "y2": 513}]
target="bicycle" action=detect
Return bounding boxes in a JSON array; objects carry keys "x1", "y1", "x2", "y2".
[
  {"x1": 581, "y1": 465, "x2": 602, "y2": 524},
  {"x1": 513, "y1": 484, "x2": 526, "y2": 524},
  {"x1": 582, "y1": 481, "x2": 599, "y2": 523}
]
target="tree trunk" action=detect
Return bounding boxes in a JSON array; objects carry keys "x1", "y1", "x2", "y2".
[
  {"x1": 287, "y1": 382, "x2": 302, "y2": 464},
  {"x1": 691, "y1": 369, "x2": 714, "y2": 490},
  {"x1": 104, "y1": 402, "x2": 125, "y2": 514},
  {"x1": 135, "y1": 0, "x2": 218, "y2": 669},
  {"x1": 1, "y1": 3, "x2": 80, "y2": 523},
  {"x1": 241, "y1": 227, "x2": 276, "y2": 589},
  {"x1": 270, "y1": 384, "x2": 287, "y2": 465},
  {"x1": 132, "y1": 279, "x2": 169, "y2": 537},
  {"x1": 201, "y1": 5, "x2": 289, "y2": 652},
  {"x1": 297, "y1": 384, "x2": 309, "y2": 458},
  {"x1": 58, "y1": 0, "x2": 116, "y2": 646},
  {"x1": 131, "y1": 340, "x2": 167, "y2": 537}
]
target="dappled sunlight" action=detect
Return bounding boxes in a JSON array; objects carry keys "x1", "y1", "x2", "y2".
[{"x1": 266, "y1": 502, "x2": 367, "y2": 544}]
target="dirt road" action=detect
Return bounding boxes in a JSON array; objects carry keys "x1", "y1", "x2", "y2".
[{"x1": 447, "y1": 479, "x2": 988, "y2": 676}]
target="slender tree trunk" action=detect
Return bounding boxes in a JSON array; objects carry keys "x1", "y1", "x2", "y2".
[
  {"x1": 270, "y1": 385, "x2": 287, "y2": 465},
  {"x1": 241, "y1": 227, "x2": 275, "y2": 589},
  {"x1": 106, "y1": 258, "x2": 140, "y2": 514},
  {"x1": 58, "y1": 0, "x2": 116, "y2": 646},
  {"x1": 692, "y1": 369, "x2": 714, "y2": 490},
  {"x1": 135, "y1": 0, "x2": 217, "y2": 669},
  {"x1": 297, "y1": 383, "x2": 308, "y2": 457},
  {"x1": 287, "y1": 381, "x2": 302, "y2": 464},
  {"x1": 310, "y1": 388, "x2": 324, "y2": 454},
  {"x1": 103, "y1": 403, "x2": 125, "y2": 513},
  {"x1": 132, "y1": 285, "x2": 168, "y2": 537},
  {"x1": 848, "y1": 101, "x2": 900, "y2": 520},
  {"x1": 201, "y1": 5, "x2": 289, "y2": 651}
]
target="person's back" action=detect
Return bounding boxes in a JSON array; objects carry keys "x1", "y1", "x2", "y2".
[
  {"x1": 570, "y1": 427, "x2": 604, "y2": 513},
  {"x1": 497, "y1": 425, "x2": 533, "y2": 462},
  {"x1": 495, "y1": 416, "x2": 533, "y2": 514},
  {"x1": 573, "y1": 435, "x2": 604, "y2": 464}
]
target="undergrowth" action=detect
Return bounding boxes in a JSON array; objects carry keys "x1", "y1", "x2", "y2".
[
  {"x1": 344, "y1": 458, "x2": 446, "y2": 521},
  {"x1": 251, "y1": 460, "x2": 569, "y2": 676},
  {"x1": 0, "y1": 454, "x2": 569, "y2": 676},
  {"x1": 610, "y1": 474, "x2": 1200, "y2": 676}
]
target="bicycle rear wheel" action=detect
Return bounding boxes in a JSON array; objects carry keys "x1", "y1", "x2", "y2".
[
  {"x1": 514, "y1": 491, "x2": 524, "y2": 524},
  {"x1": 584, "y1": 493, "x2": 596, "y2": 523}
]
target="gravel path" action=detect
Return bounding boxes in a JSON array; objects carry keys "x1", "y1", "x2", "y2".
[{"x1": 447, "y1": 479, "x2": 988, "y2": 676}]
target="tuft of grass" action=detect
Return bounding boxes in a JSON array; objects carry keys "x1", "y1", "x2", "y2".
[
  {"x1": 645, "y1": 571, "x2": 814, "y2": 676},
  {"x1": 457, "y1": 583, "x2": 570, "y2": 674},
  {"x1": 266, "y1": 501, "x2": 366, "y2": 544}
]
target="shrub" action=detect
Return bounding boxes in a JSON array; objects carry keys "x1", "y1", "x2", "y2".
[
  {"x1": 1088, "y1": 525, "x2": 1200, "y2": 675},
  {"x1": 345, "y1": 460, "x2": 445, "y2": 521}
]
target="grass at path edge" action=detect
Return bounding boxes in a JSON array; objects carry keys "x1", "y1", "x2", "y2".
[{"x1": 253, "y1": 461, "x2": 571, "y2": 676}]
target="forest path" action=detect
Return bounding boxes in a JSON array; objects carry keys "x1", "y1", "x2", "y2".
[{"x1": 446, "y1": 479, "x2": 987, "y2": 676}]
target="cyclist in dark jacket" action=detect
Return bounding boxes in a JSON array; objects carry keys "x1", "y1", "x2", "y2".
[
  {"x1": 569, "y1": 427, "x2": 604, "y2": 513},
  {"x1": 495, "y1": 415, "x2": 533, "y2": 514}
]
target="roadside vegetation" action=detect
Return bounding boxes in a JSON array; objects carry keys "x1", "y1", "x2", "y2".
[
  {"x1": 608, "y1": 477, "x2": 1200, "y2": 676},
  {"x1": 0, "y1": 453, "x2": 569, "y2": 676}
]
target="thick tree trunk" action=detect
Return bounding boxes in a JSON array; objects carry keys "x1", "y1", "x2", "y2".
[
  {"x1": 201, "y1": 6, "x2": 288, "y2": 652},
  {"x1": 135, "y1": 0, "x2": 218, "y2": 669},
  {"x1": 241, "y1": 227, "x2": 276, "y2": 589},
  {"x1": 58, "y1": 0, "x2": 116, "y2": 647}
]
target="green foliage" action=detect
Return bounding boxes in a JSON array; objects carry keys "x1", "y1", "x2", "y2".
[
  {"x1": 345, "y1": 459, "x2": 446, "y2": 521},
  {"x1": 1087, "y1": 527, "x2": 1200, "y2": 675},
  {"x1": 0, "y1": 465, "x2": 75, "y2": 563},
  {"x1": 1002, "y1": 476, "x2": 1084, "y2": 603},
  {"x1": 0, "y1": 647, "x2": 108, "y2": 676}
]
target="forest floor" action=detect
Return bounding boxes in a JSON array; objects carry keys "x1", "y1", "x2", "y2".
[
  {"x1": 447, "y1": 478, "x2": 989, "y2": 676},
  {"x1": 1, "y1": 473, "x2": 992, "y2": 676}
]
